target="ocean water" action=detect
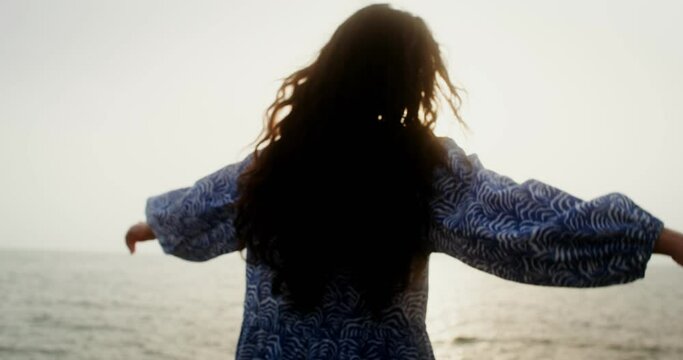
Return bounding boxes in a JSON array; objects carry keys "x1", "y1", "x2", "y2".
[{"x1": 0, "y1": 249, "x2": 681, "y2": 360}]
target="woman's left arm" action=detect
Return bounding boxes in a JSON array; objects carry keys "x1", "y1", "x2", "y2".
[{"x1": 138, "y1": 153, "x2": 254, "y2": 261}]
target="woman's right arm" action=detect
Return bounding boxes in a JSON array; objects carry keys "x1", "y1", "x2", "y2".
[
  {"x1": 654, "y1": 228, "x2": 683, "y2": 266},
  {"x1": 428, "y1": 136, "x2": 676, "y2": 288}
]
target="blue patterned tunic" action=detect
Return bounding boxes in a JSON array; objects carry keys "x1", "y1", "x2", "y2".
[{"x1": 145, "y1": 136, "x2": 663, "y2": 359}]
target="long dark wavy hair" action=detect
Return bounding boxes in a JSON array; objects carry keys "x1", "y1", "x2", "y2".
[{"x1": 235, "y1": 4, "x2": 465, "y2": 315}]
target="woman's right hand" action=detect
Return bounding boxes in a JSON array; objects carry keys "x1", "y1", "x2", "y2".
[
  {"x1": 654, "y1": 228, "x2": 683, "y2": 266},
  {"x1": 125, "y1": 222, "x2": 156, "y2": 254}
]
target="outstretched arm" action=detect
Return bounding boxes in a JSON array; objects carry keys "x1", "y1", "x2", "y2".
[
  {"x1": 125, "y1": 153, "x2": 254, "y2": 261},
  {"x1": 655, "y1": 228, "x2": 683, "y2": 266},
  {"x1": 429, "y1": 137, "x2": 675, "y2": 287}
]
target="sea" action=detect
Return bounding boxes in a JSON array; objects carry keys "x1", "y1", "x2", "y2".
[{"x1": 1, "y1": 249, "x2": 681, "y2": 360}]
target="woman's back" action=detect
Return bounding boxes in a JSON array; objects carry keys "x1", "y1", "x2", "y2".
[
  {"x1": 231, "y1": 3, "x2": 456, "y2": 317},
  {"x1": 237, "y1": 249, "x2": 432, "y2": 358}
]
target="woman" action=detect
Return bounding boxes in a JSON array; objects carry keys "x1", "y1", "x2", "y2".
[{"x1": 125, "y1": 4, "x2": 683, "y2": 359}]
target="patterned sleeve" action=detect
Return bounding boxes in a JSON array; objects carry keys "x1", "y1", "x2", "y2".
[
  {"x1": 428, "y1": 137, "x2": 664, "y2": 287},
  {"x1": 145, "y1": 153, "x2": 254, "y2": 261}
]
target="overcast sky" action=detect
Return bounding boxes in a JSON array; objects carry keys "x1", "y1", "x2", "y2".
[{"x1": 1, "y1": 0, "x2": 681, "y2": 255}]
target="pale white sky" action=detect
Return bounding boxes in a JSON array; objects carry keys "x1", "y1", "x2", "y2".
[{"x1": 1, "y1": 0, "x2": 681, "y2": 254}]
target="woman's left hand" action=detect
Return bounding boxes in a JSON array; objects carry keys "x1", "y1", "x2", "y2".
[{"x1": 125, "y1": 222, "x2": 156, "y2": 254}]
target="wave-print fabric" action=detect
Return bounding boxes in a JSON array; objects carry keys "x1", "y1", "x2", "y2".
[{"x1": 145, "y1": 136, "x2": 663, "y2": 359}]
